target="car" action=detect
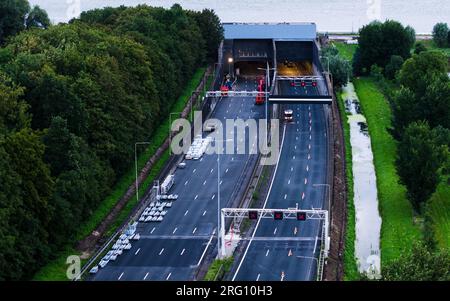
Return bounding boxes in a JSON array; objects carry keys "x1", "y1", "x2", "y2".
[
  {"x1": 185, "y1": 153, "x2": 193, "y2": 160},
  {"x1": 115, "y1": 249, "x2": 123, "y2": 256},
  {"x1": 161, "y1": 202, "x2": 167, "y2": 207},
  {"x1": 151, "y1": 216, "x2": 158, "y2": 222},
  {"x1": 124, "y1": 243, "x2": 132, "y2": 250},
  {"x1": 157, "y1": 216, "x2": 163, "y2": 222},
  {"x1": 168, "y1": 194, "x2": 178, "y2": 200},
  {"x1": 154, "y1": 211, "x2": 160, "y2": 216},
  {"x1": 156, "y1": 202, "x2": 162, "y2": 207},
  {"x1": 149, "y1": 201, "x2": 156, "y2": 207},
  {"x1": 112, "y1": 243, "x2": 119, "y2": 249},
  {"x1": 178, "y1": 162, "x2": 186, "y2": 169},
  {"x1": 160, "y1": 195, "x2": 169, "y2": 200},
  {"x1": 122, "y1": 239, "x2": 129, "y2": 244},
  {"x1": 165, "y1": 202, "x2": 172, "y2": 208},
  {"x1": 157, "y1": 206, "x2": 164, "y2": 212},
  {"x1": 145, "y1": 216, "x2": 152, "y2": 222},
  {"x1": 133, "y1": 233, "x2": 140, "y2": 240},
  {"x1": 284, "y1": 109, "x2": 293, "y2": 122},
  {"x1": 119, "y1": 234, "x2": 127, "y2": 240},
  {"x1": 104, "y1": 251, "x2": 114, "y2": 260},
  {"x1": 139, "y1": 216, "x2": 146, "y2": 222},
  {"x1": 160, "y1": 210, "x2": 167, "y2": 216},
  {"x1": 99, "y1": 260, "x2": 108, "y2": 268},
  {"x1": 149, "y1": 210, "x2": 156, "y2": 216},
  {"x1": 89, "y1": 266, "x2": 99, "y2": 274},
  {"x1": 110, "y1": 254, "x2": 118, "y2": 261}
]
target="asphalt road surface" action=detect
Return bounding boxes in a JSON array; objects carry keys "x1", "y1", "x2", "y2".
[
  {"x1": 89, "y1": 78, "x2": 264, "y2": 281},
  {"x1": 232, "y1": 80, "x2": 328, "y2": 281}
]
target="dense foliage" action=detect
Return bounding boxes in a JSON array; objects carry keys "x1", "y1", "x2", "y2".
[
  {"x1": 353, "y1": 20, "x2": 415, "y2": 75},
  {"x1": 320, "y1": 45, "x2": 352, "y2": 88},
  {"x1": 382, "y1": 243, "x2": 450, "y2": 280},
  {"x1": 0, "y1": 4, "x2": 223, "y2": 280}
]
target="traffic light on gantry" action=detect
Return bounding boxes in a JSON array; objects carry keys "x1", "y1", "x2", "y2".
[
  {"x1": 297, "y1": 212, "x2": 307, "y2": 221},
  {"x1": 248, "y1": 211, "x2": 258, "y2": 220},
  {"x1": 274, "y1": 211, "x2": 284, "y2": 220}
]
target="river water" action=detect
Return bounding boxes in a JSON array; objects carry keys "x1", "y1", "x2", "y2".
[
  {"x1": 30, "y1": 0, "x2": 449, "y2": 33},
  {"x1": 342, "y1": 83, "x2": 381, "y2": 278}
]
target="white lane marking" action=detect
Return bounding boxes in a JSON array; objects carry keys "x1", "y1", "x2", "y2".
[
  {"x1": 173, "y1": 227, "x2": 177, "y2": 234},
  {"x1": 226, "y1": 168, "x2": 229, "y2": 173},
  {"x1": 200, "y1": 158, "x2": 203, "y2": 162},
  {"x1": 295, "y1": 145, "x2": 297, "y2": 150},
  {"x1": 296, "y1": 136, "x2": 298, "y2": 140},
  {"x1": 266, "y1": 249, "x2": 270, "y2": 256},
  {"x1": 284, "y1": 194, "x2": 287, "y2": 200},
  {"x1": 293, "y1": 155, "x2": 295, "y2": 159},
  {"x1": 159, "y1": 248, "x2": 164, "y2": 255},
  {"x1": 309, "y1": 134, "x2": 312, "y2": 140},
  {"x1": 180, "y1": 248, "x2": 185, "y2": 256},
  {"x1": 232, "y1": 124, "x2": 287, "y2": 281},
  {"x1": 306, "y1": 165, "x2": 309, "y2": 172},
  {"x1": 308, "y1": 144, "x2": 311, "y2": 150},
  {"x1": 210, "y1": 168, "x2": 214, "y2": 173},
  {"x1": 273, "y1": 227, "x2": 277, "y2": 235},
  {"x1": 256, "y1": 274, "x2": 261, "y2": 281},
  {"x1": 203, "y1": 180, "x2": 207, "y2": 185},
  {"x1": 203, "y1": 210, "x2": 207, "y2": 216},
  {"x1": 192, "y1": 227, "x2": 197, "y2": 234},
  {"x1": 313, "y1": 236, "x2": 318, "y2": 254},
  {"x1": 193, "y1": 169, "x2": 196, "y2": 173},
  {"x1": 197, "y1": 229, "x2": 216, "y2": 266},
  {"x1": 143, "y1": 272, "x2": 149, "y2": 280},
  {"x1": 302, "y1": 192, "x2": 305, "y2": 200},
  {"x1": 118, "y1": 272, "x2": 124, "y2": 280},
  {"x1": 309, "y1": 125, "x2": 312, "y2": 131},
  {"x1": 291, "y1": 167, "x2": 294, "y2": 172},
  {"x1": 184, "y1": 210, "x2": 189, "y2": 216},
  {"x1": 211, "y1": 194, "x2": 215, "y2": 200},
  {"x1": 195, "y1": 195, "x2": 198, "y2": 200},
  {"x1": 166, "y1": 273, "x2": 171, "y2": 280},
  {"x1": 150, "y1": 227, "x2": 156, "y2": 234},
  {"x1": 220, "y1": 180, "x2": 223, "y2": 185},
  {"x1": 288, "y1": 179, "x2": 291, "y2": 185},
  {"x1": 305, "y1": 178, "x2": 308, "y2": 185},
  {"x1": 308, "y1": 154, "x2": 311, "y2": 160},
  {"x1": 185, "y1": 180, "x2": 188, "y2": 186},
  {"x1": 135, "y1": 248, "x2": 140, "y2": 255}
]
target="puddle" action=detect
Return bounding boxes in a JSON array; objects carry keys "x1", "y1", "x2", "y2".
[{"x1": 343, "y1": 83, "x2": 381, "y2": 279}]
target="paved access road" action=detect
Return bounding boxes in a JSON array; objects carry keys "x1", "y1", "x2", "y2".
[
  {"x1": 90, "y1": 78, "x2": 264, "y2": 281},
  {"x1": 232, "y1": 80, "x2": 328, "y2": 281}
]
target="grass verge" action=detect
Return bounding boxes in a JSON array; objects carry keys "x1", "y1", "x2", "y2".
[
  {"x1": 336, "y1": 90, "x2": 359, "y2": 280},
  {"x1": 33, "y1": 67, "x2": 208, "y2": 280},
  {"x1": 426, "y1": 182, "x2": 450, "y2": 250},
  {"x1": 353, "y1": 77, "x2": 421, "y2": 267},
  {"x1": 203, "y1": 257, "x2": 234, "y2": 281},
  {"x1": 332, "y1": 42, "x2": 357, "y2": 61}
]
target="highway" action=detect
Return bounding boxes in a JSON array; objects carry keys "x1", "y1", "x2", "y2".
[
  {"x1": 232, "y1": 80, "x2": 329, "y2": 281},
  {"x1": 89, "y1": 78, "x2": 264, "y2": 281}
]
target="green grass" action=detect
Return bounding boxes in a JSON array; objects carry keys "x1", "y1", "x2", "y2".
[
  {"x1": 426, "y1": 182, "x2": 450, "y2": 250},
  {"x1": 33, "y1": 67, "x2": 208, "y2": 280},
  {"x1": 333, "y1": 42, "x2": 358, "y2": 61},
  {"x1": 336, "y1": 90, "x2": 359, "y2": 280},
  {"x1": 353, "y1": 77, "x2": 421, "y2": 267},
  {"x1": 203, "y1": 257, "x2": 234, "y2": 281}
]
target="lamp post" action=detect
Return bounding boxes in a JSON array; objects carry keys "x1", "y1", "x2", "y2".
[
  {"x1": 135, "y1": 142, "x2": 151, "y2": 204},
  {"x1": 228, "y1": 57, "x2": 233, "y2": 77},
  {"x1": 258, "y1": 63, "x2": 276, "y2": 140}
]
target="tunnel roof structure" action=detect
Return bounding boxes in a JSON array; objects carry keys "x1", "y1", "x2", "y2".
[{"x1": 223, "y1": 23, "x2": 317, "y2": 41}]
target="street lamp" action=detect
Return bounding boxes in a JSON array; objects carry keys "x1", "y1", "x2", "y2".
[
  {"x1": 228, "y1": 57, "x2": 233, "y2": 77},
  {"x1": 215, "y1": 138, "x2": 232, "y2": 259},
  {"x1": 135, "y1": 142, "x2": 151, "y2": 204},
  {"x1": 257, "y1": 62, "x2": 276, "y2": 139}
]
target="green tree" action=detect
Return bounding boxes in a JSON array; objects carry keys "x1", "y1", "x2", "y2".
[
  {"x1": 382, "y1": 243, "x2": 450, "y2": 281},
  {"x1": 384, "y1": 55, "x2": 404, "y2": 79},
  {"x1": 0, "y1": 0, "x2": 30, "y2": 44},
  {"x1": 396, "y1": 121, "x2": 448, "y2": 210},
  {"x1": 25, "y1": 5, "x2": 50, "y2": 29},
  {"x1": 190, "y1": 9, "x2": 224, "y2": 62},
  {"x1": 321, "y1": 45, "x2": 352, "y2": 87},
  {"x1": 414, "y1": 42, "x2": 427, "y2": 54},
  {"x1": 432, "y1": 22, "x2": 449, "y2": 48}
]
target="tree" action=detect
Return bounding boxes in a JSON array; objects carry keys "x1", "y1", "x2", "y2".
[
  {"x1": 0, "y1": 0, "x2": 30, "y2": 44},
  {"x1": 25, "y1": 5, "x2": 50, "y2": 29},
  {"x1": 398, "y1": 50, "x2": 447, "y2": 95},
  {"x1": 190, "y1": 9, "x2": 224, "y2": 62},
  {"x1": 382, "y1": 243, "x2": 450, "y2": 281},
  {"x1": 414, "y1": 42, "x2": 427, "y2": 54},
  {"x1": 396, "y1": 121, "x2": 448, "y2": 210},
  {"x1": 384, "y1": 55, "x2": 404, "y2": 79},
  {"x1": 432, "y1": 22, "x2": 449, "y2": 48},
  {"x1": 353, "y1": 20, "x2": 415, "y2": 75},
  {"x1": 321, "y1": 45, "x2": 351, "y2": 88}
]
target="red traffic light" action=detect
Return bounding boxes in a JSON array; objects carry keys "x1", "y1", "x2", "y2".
[
  {"x1": 249, "y1": 211, "x2": 258, "y2": 220},
  {"x1": 297, "y1": 212, "x2": 307, "y2": 221},
  {"x1": 312, "y1": 81, "x2": 317, "y2": 87},
  {"x1": 301, "y1": 81, "x2": 306, "y2": 87},
  {"x1": 290, "y1": 81, "x2": 295, "y2": 86},
  {"x1": 274, "y1": 211, "x2": 284, "y2": 220}
]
